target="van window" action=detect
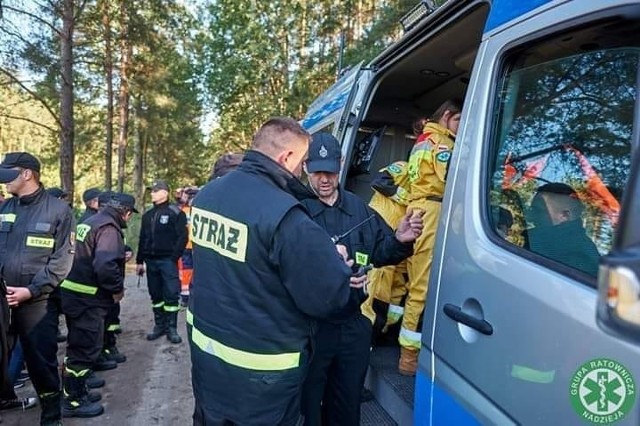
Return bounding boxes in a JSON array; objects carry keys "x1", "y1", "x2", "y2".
[{"x1": 488, "y1": 21, "x2": 639, "y2": 282}]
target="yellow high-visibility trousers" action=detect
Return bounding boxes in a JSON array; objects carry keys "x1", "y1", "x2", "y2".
[
  {"x1": 400, "y1": 198, "x2": 441, "y2": 350},
  {"x1": 362, "y1": 193, "x2": 408, "y2": 325},
  {"x1": 361, "y1": 261, "x2": 407, "y2": 325}
]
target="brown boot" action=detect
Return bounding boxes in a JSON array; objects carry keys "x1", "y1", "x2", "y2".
[{"x1": 398, "y1": 347, "x2": 418, "y2": 376}]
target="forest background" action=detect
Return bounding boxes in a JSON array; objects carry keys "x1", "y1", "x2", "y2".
[{"x1": 0, "y1": 0, "x2": 443, "y2": 240}]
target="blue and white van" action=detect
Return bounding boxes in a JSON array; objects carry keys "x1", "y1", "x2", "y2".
[{"x1": 303, "y1": 0, "x2": 640, "y2": 424}]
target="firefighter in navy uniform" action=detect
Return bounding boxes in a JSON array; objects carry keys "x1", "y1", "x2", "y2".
[
  {"x1": 60, "y1": 193, "x2": 137, "y2": 418},
  {"x1": 300, "y1": 133, "x2": 424, "y2": 426},
  {"x1": 136, "y1": 180, "x2": 187, "y2": 344},
  {"x1": 90, "y1": 191, "x2": 128, "y2": 366},
  {"x1": 189, "y1": 117, "x2": 356, "y2": 425},
  {"x1": 0, "y1": 152, "x2": 75, "y2": 426},
  {"x1": 77, "y1": 188, "x2": 101, "y2": 225}
]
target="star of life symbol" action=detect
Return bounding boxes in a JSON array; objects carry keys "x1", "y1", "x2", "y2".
[
  {"x1": 319, "y1": 145, "x2": 328, "y2": 158},
  {"x1": 570, "y1": 358, "x2": 635, "y2": 424}
]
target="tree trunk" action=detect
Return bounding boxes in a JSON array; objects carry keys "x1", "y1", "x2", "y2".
[
  {"x1": 102, "y1": 0, "x2": 114, "y2": 190},
  {"x1": 116, "y1": 0, "x2": 131, "y2": 192},
  {"x1": 59, "y1": 0, "x2": 75, "y2": 197},
  {"x1": 133, "y1": 99, "x2": 144, "y2": 212}
]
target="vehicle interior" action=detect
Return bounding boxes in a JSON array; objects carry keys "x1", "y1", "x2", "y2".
[{"x1": 345, "y1": 2, "x2": 490, "y2": 199}]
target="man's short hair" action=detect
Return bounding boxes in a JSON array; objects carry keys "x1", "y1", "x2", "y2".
[
  {"x1": 530, "y1": 183, "x2": 584, "y2": 225},
  {"x1": 252, "y1": 117, "x2": 310, "y2": 151},
  {"x1": 210, "y1": 153, "x2": 244, "y2": 180}
]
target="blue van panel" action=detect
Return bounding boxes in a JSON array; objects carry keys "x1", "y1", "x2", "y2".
[
  {"x1": 301, "y1": 89, "x2": 350, "y2": 130},
  {"x1": 414, "y1": 371, "x2": 480, "y2": 426},
  {"x1": 484, "y1": 0, "x2": 552, "y2": 32}
]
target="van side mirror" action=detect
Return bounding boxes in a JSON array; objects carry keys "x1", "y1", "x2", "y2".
[{"x1": 597, "y1": 250, "x2": 640, "y2": 342}]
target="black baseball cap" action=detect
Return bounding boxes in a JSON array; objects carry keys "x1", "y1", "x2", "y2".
[
  {"x1": 148, "y1": 180, "x2": 170, "y2": 192},
  {"x1": 98, "y1": 191, "x2": 115, "y2": 207},
  {"x1": 0, "y1": 152, "x2": 41, "y2": 172},
  {"x1": 47, "y1": 187, "x2": 69, "y2": 199},
  {"x1": 83, "y1": 187, "x2": 101, "y2": 202},
  {"x1": 0, "y1": 152, "x2": 41, "y2": 183},
  {"x1": 106, "y1": 192, "x2": 139, "y2": 213},
  {"x1": 305, "y1": 133, "x2": 341, "y2": 174},
  {"x1": 0, "y1": 169, "x2": 20, "y2": 183},
  {"x1": 185, "y1": 186, "x2": 199, "y2": 196}
]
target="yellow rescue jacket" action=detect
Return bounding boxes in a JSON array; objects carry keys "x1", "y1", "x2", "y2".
[{"x1": 408, "y1": 122, "x2": 455, "y2": 202}]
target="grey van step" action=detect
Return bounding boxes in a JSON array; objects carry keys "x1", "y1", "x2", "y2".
[
  {"x1": 365, "y1": 346, "x2": 414, "y2": 426},
  {"x1": 361, "y1": 398, "x2": 397, "y2": 425}
]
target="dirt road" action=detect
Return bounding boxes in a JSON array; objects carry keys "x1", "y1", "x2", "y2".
[{"x1": 4, "y1": 274, "x2": 194, "y2": 425}]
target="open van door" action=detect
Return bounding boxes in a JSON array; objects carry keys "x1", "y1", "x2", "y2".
[
  {"x1": 301, "y1": 63, "x2": 369, "y2": 173},
  {"x1": 418, "y1": 1, "x2": 640, "y2": 424},
  {"x1": 301, "y1": 62, "x2": 367, "y2": 136},
  {"x1": 597, "y1": 140, "x2": 640, "y2": 342}
]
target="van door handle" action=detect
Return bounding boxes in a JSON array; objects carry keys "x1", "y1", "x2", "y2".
[{"x1": 443, "y1": 304, "x2": 493, "y2": 336}]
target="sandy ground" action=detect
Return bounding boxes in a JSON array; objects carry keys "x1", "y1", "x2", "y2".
[{"x1": 3, "y1": 274, "x2": 194, "y2": 425}]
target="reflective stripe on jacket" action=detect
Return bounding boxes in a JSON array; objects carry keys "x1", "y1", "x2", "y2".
[
  {"x1": 63, "y1": 207, "x2": 125, "y2": 303},
  {"x1": 408, "y1": 122, "x2": 455, "y2": 202},
  {"x1": 0, "y1": 187, "x2": 75, "y2": 300}
]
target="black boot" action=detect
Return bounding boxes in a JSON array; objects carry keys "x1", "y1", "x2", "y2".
[
  {"x1": 102, "y1": 346, "x2": 127, "y2": 363},
  {"x1": 146, "y1": 307, "x2": 167, "y2": 341},
  {"x1": 62, "y1": 370, "x2": 104, "y2": 418},
  {"x1": 40, "y1": 392, "x2": 61, "y2": 425},
  {"x1": 85, "y1": 371, "x2": 105, "y2": 389},
  {"x1": 166, "y1": 311, "x2": 182, "y2": 344},
  {"x1": 87, "y1": 391, "x2": 102, "y2": 403},
  {"x1": 93, "y1": 352, "x2": 117, "y2": 371}
]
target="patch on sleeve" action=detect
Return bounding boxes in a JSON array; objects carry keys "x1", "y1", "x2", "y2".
[
  {"x1": 436, "y1": 151, "x2": 451, "y2": 163},
  {"x1": 76, "y1": 224, "x2": 91, "y2": 242},
  {"x1": 387, "y1": 164, "x2": 402, "y2": 174},
  {"x1": 35, "y1": 222, "x2": 52, "y2": 232},
  {"x1": 355, "y1": 251, "x2": 369, "y2": 266}
]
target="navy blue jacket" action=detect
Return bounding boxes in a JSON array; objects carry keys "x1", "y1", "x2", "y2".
[
  {"x1": 136, "y1": 201, "x2": 187, "y2": 263},
  {"x1": 0, "y1": 187, "x2": 75, "y2": 300},
  {"x1": 188, "y1": 150, "x2": 351, "y2": 424},
  {"x1": 62, "y1": 207, "x2": 126, "y2": 309},
  {"x1": 302, "y1": 190, "x2": 413, "y2": 322}
]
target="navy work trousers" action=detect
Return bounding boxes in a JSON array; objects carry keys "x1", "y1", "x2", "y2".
[
  {"x1": 301, "y1": 313, "x2": 373, "y2": 426},
  {"x1": 65, "y1": 305, "x2": 108, "y2": 370},
  {"x1": 146, "y1": 258, "x2": 180, "y2": 310},
  {"x1": 104, "y1": 302, "x2": 120, "y2": 348},
  {"x1": 8, "y1": 298, "x2": 60, "y2": 397}
]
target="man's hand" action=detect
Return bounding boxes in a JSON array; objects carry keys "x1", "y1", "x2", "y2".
[
  {"x1": 349, "y1": 273, "x2": 368, "y2": 289},
  {"x1": 113, "y1": 290, "x2": 125, "y2": 303},
  {"x1": 136, "y1": 264, "x2": 145, "y2": 276},
  {"x1": 6, "y1": 287, "x2": 32, "y2": 307},
  {"x1": 335, "y1": 244, "x2": 349, "y2": 262},
  {"x1": 395, "y1": 208, "x2": 425, "y2": 243},
  {"x1": 335, "y1": 244, "x2": 356, "y2": 270}
]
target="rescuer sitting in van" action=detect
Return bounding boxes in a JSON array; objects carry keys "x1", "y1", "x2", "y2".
[
  {"x1": 402, "y1": 99, "x2": 462, "y2": 376},
  {"x1": 526, "y1": 182, "x2": 600, "y2": 278}
]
